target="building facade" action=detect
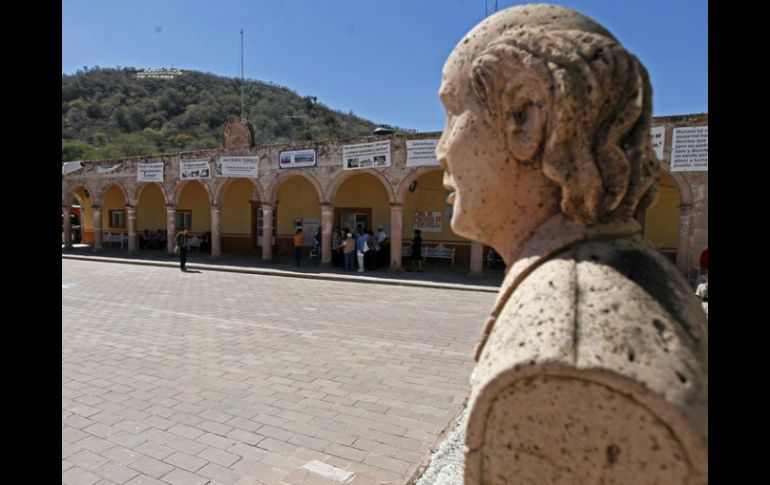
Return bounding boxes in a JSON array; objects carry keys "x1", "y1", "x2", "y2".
[{"x1": 62, "y1": 114, "x2": 708, "y2": 279}]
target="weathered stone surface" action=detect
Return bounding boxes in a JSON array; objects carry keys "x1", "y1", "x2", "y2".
[{"x1": 435, "y1": 4, "x2": 707, "y2": 484}]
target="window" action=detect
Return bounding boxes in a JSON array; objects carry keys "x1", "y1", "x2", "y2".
[
  {"x1": 176, "y1": 211, "x2": 192, "y2": 230},
  {"x1": 109, "y1": 210, "x2": 126, "y2": 228}
]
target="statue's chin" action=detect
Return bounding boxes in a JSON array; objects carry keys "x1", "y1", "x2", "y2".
[{"x1": 450, "y1": 214, "x2": 483, "y2": 245}]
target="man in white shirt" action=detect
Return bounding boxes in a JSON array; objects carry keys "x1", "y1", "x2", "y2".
[{"x1": 376, "y1": 226, "x2": 389, "y2": 268}]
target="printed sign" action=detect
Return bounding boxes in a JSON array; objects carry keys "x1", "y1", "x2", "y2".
[
  {"x1": 180, "y1": 158, "x2": 211, "y2": 179},
  {"x1": 137, "y1": 162, "x2": 164, "y2": 182},
  {"x1": 413, "y1": 211, "x2": 442, "y2": 232},
  {"x1": 650, "y1": 126, "x2": 665, "y2": 161},
  {"x1": 406, "y1": 139, "x2": 440, "y2": 167},
  {"x1": 215, "y1": 156, "x2": 259, "y2": 178},
  {"x1": 279, "y1": 148, "x2": 317, "y2": 169},
  {"x1": 671, "y1": 126, "x2": 708, "y2": 172},
  {"x1": 342, "y1": 140, "x2": 391, "y2": 170}
]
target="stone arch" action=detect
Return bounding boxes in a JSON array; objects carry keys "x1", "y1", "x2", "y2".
[
  {"x1": 63, "y1": 182, "x2": 96, "y2": 206},
  {"x1": 170, "y1": 179, "x2": 214, "y2": 206},
  {"x1": 214, "y1": 178, "x2": 264, "y2": 207},
  {"x1": 266, "y1": 172, "x2": 324, "y2": 206},
  {"x1": 327, "y1": 169, "x2": 395, "y2": 205},
  {"x1": 663, "y1": 167, "x2": 693, "y2": 207},
  {"x1": 395, "y1": 166, "x2": 444, "y2": 204},
  {"x1": 135, "y1": 182, "x2": 170, "y2": 207},
  {"x1": 652, "y1": 166, "x2": 695, "y2": 276},
  {"x1": 100, "y1": 182, "x2": 130, "y2": 205}
]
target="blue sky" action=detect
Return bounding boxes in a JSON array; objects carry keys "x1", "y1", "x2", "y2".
[{"x1": 62, "y1": 0, "x2": 707, "y2": 132}]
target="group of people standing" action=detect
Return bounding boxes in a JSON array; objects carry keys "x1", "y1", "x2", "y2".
[{"x1": 332, "y1": 226, "x2": 389, "y2": 272}]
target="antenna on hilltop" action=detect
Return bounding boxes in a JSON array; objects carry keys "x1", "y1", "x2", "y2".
[{"x1": 240, "y1": 28, "x2": 245, "y2": 120}]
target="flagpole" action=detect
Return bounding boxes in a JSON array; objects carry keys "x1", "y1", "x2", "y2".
[{"x1": 240, "y1": 28, "x2": 245, "y2": 119}]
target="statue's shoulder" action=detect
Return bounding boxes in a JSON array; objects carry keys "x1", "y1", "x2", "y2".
[{"x1": 497, "y1": 235, "x2": 703, "y2": 338}]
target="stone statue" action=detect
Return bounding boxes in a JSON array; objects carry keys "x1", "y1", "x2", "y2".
[{"x1": 437, "y1": 4, "x2": 707, "y2": 484}]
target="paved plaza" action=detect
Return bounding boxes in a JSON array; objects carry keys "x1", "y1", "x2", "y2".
[{"x1": 63, "y1": 259, "x2": 496, "y2": 485}]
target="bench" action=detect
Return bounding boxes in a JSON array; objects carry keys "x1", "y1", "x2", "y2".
[
  {"x1": 402, "y1": 243, "x2": 456, "y2": 265},
  {"x1": 103, "y1": 232, "x2": 128, "y2": 249},
  {"x1": 188, "y1": 236, "x2": 201, "y2": 249},
  {"x1": 487, "y1": 248, "x2": 504, "y2": 269}
]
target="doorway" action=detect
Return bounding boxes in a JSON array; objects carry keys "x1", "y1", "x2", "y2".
[
  {"x1": 336, "y1": 207, "x2": 372, "y2": 233},
  {"x1": 253, "y1": 205, "x2": 277, "y2": 248}
]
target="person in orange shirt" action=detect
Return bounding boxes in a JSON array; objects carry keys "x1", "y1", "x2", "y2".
[{"x1": 293, "y1": 229, "x2": 304, "y2": 267}]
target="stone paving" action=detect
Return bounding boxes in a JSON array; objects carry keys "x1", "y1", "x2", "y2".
[{"x1": 63, "y1": 258, "x2": 496, "y2": 485}]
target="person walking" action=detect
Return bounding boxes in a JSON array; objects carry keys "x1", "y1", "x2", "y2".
[{"x1": 175, "y1": 227, "x2": 190, "y2": 271}]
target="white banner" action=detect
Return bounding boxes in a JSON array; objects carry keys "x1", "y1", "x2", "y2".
[
  {"x1": 650, "y1": 126, "x2": 665, "y2": 161},
  {"x1": 216, "y1": 156, "x2": 259, "y2": 178},
  {"x1": 279, "y1": 148, "x2": 317, "y2": 169},
  {"x1": 180, "y1": 158, "x2": 211, "y2": 180},
  {"x1": 406, "y1": 139, "x2": 440, "y2": 167},
  {"x1": 342, "y1": 140, "x2": 391, "y2": 170},
  {"x1": 137, "y1": 162, "x2": 164, "y2": 182},
  {"x1": 62, "y1": 161, "x2": 84, "y2": 175},
  {"x1": 671, "y1": 126, "x2": 708, "y2": 172},
  {"x1": 413, "y1": 211, "x2": 442, "y2": 232},
  {"x1": 96, "y1": 162, "x2": 123, "y2": 173}
]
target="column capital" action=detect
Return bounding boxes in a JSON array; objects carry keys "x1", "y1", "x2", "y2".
[
  {"x1": 165, "y1": 204, "x2": 177, "y2": 211},
  {"x1": 125, "y1": 205, "x2": 136, "y2": 211},
  {"x1": 261, "y1": 203, "x2": 273, "y2": 211},
  {"x1": 91, "y1": 205, "x2": 102, "y2": 211},
  {"x1": 389, "y1": 203, "x2": 404, "y2": 209}
]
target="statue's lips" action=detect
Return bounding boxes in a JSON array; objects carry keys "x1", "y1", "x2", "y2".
[{"x1": 443, "y1": 170, "x2": 456, "y2": 204}]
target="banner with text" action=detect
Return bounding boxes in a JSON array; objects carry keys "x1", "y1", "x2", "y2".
[
  {"x1": 342, "y1": 140, "x2": 391, "y2": 170},
  {"x1": 413, "y1": 211, "x2": 442, "y2": 232},
  {"x1": 180, "y1": 158, "x2": 211, "y2": 180},
  {"x1": 406, "y1": 139, "x2": 440, "y2": 167},
  {"x1": 671, "y1": 126, "x2": 708, "y2": 172},
  {"x1": 137, "y1": 162, "x2": 164, "y2": 182},
  {"x1": 650, "y1": 126, "x2": 665, "y2": 161},
  {"x1": 216, "y1": 156, "x2": 259, "y2": 178},
  {"x1": 279, "y1": 148, "x2": 317, "y2": 169}
]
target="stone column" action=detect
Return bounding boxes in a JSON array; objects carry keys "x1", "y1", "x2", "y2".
[
  {"x1": 210, "y1": 205, "x2": 221, "y2": 259},
  {"x1": 166, "y1": 205, "x2": 176, "y2": 255},
  {"x1": 389, "y1": 203, "x2": 404, "y2": 270},
  {"x1": 676, "y1": 204, "x2": 692, "y2": 280},
  {"x1": 92, "y1": 206, "x2": 103, "y2": 251},
  {"x1": 469, "y1": 240, "x2": 484, "y2": 278},
  {"x1": 320, "y1": 203, "x2": 333, "y2": 266},
  {"x1": 62, "y1": 206, "x2": 72, "y2": 248},
  {"x1": 261, "y1": 204, "x2": 273, "y2": 262},
  {"x1": 127, "y1": 206, "x2": 137, "y2": 254}
]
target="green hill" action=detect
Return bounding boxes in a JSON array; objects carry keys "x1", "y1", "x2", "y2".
[{"x1": 62, "y1": 67, "x2": 381, "y2": 161}]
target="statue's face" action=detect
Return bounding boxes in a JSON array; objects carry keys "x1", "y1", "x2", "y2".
[{"x1": 437, "y1": 42, "x2": 518, "y2": 244}]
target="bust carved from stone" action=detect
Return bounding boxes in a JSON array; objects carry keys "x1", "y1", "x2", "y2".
[{"x1": 437, "y1": 4, "x2": 707, "y2": 484}]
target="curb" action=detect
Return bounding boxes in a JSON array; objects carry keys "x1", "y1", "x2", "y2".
[{"x1": 62, "y1": 254, "x2": 499, "y2": 293}]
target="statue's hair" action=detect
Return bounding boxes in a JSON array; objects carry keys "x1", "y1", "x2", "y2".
[{"x1": 469, "y1": 27, "x2": 659, "y2": 225}]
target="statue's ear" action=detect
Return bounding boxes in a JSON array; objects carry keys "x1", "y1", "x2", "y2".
[{"x1": 500, "y1": 74, "x2": 548, "y2": 162}]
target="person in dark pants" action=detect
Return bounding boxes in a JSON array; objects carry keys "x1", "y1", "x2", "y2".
[
  {"x1": 407, "y1": 229, "x2": 423, "y2": 272},
  {"x1": 294, "y1": 228, "x2": 304, "y2": 266},
  {"x1": 175, "y1": 227, "x2": 190, "y2": 271}
]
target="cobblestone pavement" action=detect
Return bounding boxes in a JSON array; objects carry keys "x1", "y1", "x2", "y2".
[{"x1": 63, "y1": 259, "x2": 496, "y2": 485}]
